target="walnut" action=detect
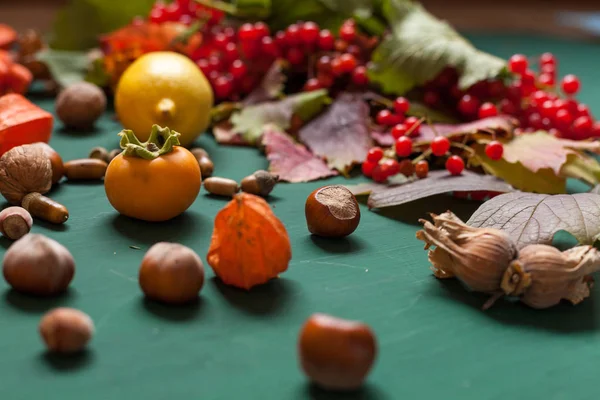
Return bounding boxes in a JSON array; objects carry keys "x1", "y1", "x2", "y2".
[{"x1": 0, "y1": 144, "x2": 52, "y2": 204}]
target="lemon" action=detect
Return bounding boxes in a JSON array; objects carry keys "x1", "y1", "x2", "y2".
[{"x1": 115, "y1": 51, "x2": 214, "y2": 147}]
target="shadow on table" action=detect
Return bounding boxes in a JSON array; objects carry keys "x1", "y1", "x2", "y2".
[
  {"x1": 431, "y1": 279, "x2": 599, "y2": 333},
  {"x1": 3, "y1": 288, "x2": 76, "y2": 314},
  {"x1": 0, "y1": 236, "x2": 12, "y2": 249},
  {"x1": 41, "y1": 350, "x2": 95, "y2": 371},
  {"x1": 308, "y1": 235, "x2": 368, "y2": 254},
  {"x1": 56, "y1": 126, "x2": 103, "y2": 138},
  {"x1": 211, "y1": 277, "x2": 296, "y2": 316},
  {"x1": 302, "y1": 383, "x2": 389, "y2": 400},
  {"x1": 140, "y1": 297, "x2": 205, "y2": 322},
  {"x1": 365, "y1": 194, "x2": 481, "y2": 226},
  {"x1": 110, "y1": 211, "x2": 210, "y2": 245}
]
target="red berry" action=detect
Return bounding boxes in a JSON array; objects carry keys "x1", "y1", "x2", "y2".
[
  {"x1": 572, "y1": 116, "x2": 593, "y2": 139},
  {"x1": 395, "y1": 136, "x2": 413, "y2": 157},
  {"x1": 238, "y1": 23, "x2": 258, "y2": 42},
  {"x1": 338, "y1": 53, "x2": 357, "y2": 74},
  {"x1": 592, "y1": 122, "x2": 600, "y2": 138},
  {"x1": 371, "y1": 164, "x2": 387, "y2": 183},
  {"x1": 577, "y1": 103, "x2": 591, "y2": 117},
  {"x1": 286, "y1": 24, "x2": 301, "y2": 46},
  {"x1": 445, "y1": 156, "x2": 465, "y2": 176},
  {"x1": 528, "y1": 113, "x2": 544, "y2": 130},
  {"x1": 223, "y1": 42, "x2": 238, "y2": 63},
  {"x1": 196, "y1": 59, "x2": 211, "y2": 75},
  {"x1": 562, "y1": 74, "x2": 581, "y2": 95},
  {"x1": 367, "y1": 147, "x2": 384, "y2": 163},
  {"x1": 376, "y1": 110, "x2": 403, "y2": 126},
  {"x1": 241, "y1": 41, "x2": 260, "y2": 58},
  {"x1": 554, "y1": 109, "x2": 573, "y2": 127},
  {"x1": 458, "y1": 94, "x2": 480, "y2": 116},
  {"x1": 499, "y1": 99, "x2": 518, "y2": 115},
  {"x1": 229, "y1": 60, "x2": 247, "y2": 80},
  {"x1": 540, "y1": 100, "x2": 556, "y2": 119},
  {"x1": 423, "y1": 91, "x2": 440, "y2": 107},
  {"x1": 352, "y1": 66, "x2": 369, "y2": 86},
  {"x1": 541, "y1": 63, "x2": 556, "y2": 76},
  {"x1": 213, "y1": 33, "x2": 229, "y2": 49},
  {"x1": 415, "y1": 160, "x2": 429, "y2": 179},
  {"x1": 339, "y1": 23, "x2": 356, "y2": 42},
  {"x1": 208, "y1": 55, "x2": 223, "y2": 72},
  {"x1": 261, "y1": 36, "x2": 279, "y2": 58},
  {"x1": 317, "y1": 73, "x2": 334, "y2": 88},
  {"x1": 149, "y1": 8, "x2": 167, "y2": 23},
  {"x1": 566, "y1": 99, "x2": 579, "y2": 115},
  {"x1": 394, "y1": 97, "x2": 410, "y2": 115},
  {"x1": 405, "y1": 116, "x2": 421, "y2": 137},
  {"x1": 331, "y1": 58, "x2": 343, "y2": 76},
  {"x1": 213, "y1": 76, "x2": 233, "y2": 99},
  {"x1": 164, "y1": 2, "x2": 182, "y2": 21},
  {"x1": 346, "y1": 45, "x2": 362, "y2": 59},
  {"x1": 508, "y1": 54, "x2": 528, "y2": 74},
  {"x1": 254, "y1": 22, "x2": 270, "y2": 38},
  {"x1": 538, "y1": 73, "x2": 555, "y2": 87},
  {"x1": 287, "y1": 47, "x2": 304, "y2": 65},
  {"x1": 362, "y1": 161, "x2": 376, "y2": 177},
  {"x1": 431, "y1": 136, "x2": 451, "y2": 156},
  {"x1": 391, "y1": 124, "x2": 408, "y2": 140},
  {"x1": 540, "y1": 52, "x2": 556, "y2": 67},
  {"x1": 274, "y1": 31, "x2": 288, "y2": 48},
  {"x1": 300, "y1": 22, "x2": 320, "y2": 44},
  {"x1": 531, "y1": 90, "x2": 549, "y2": 104},
  {"x1": 478, "y1": 102, "x2": 498, "y2": 119},
  {"x1": 317, "y1": 30, "x2": 335, "y2": 50},
  {"x1": 554, "y1": 99, "x2": 569, "y2": 113},
  {"x1": 485, "y1": 141, "x2": 504, "y2": 160},
  {"x1": 381, "y1": 159, "x2": 400, "y2": 177},
  {"x1": 521, "y1": 70, "x2": 536, "y2": 86}
]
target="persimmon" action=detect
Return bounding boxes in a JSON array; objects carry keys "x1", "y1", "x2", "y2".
[
  {"x1": 104, "y1": 125, "x2": 201, "y2": 222},
  {"x1": 207, "y1": 193, "x2": 291, "y2": 290}
]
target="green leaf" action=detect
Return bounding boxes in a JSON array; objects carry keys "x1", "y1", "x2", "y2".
[
  {"x1": 50, "y1": 0, "x2": 155, "y2": 51},
  {"x1": 36, "y1": 49, "x2": 91, "y2": 88},
  {"x1": 230, "y1": 89, "x2": 331, "y2": 144},
  {"x1": 368, "y1": 0, "x2": 506, "y2": 95}
]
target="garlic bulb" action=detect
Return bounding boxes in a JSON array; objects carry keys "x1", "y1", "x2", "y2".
[
  {"x1": 417, "y1": 211, "x2": 518, "y2": 293},
  {"x1": 502, "y1": 244, "x2": 600, "y2": 309}
]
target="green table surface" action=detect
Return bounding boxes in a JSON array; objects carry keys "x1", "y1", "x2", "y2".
[{"x1": 1, "y1": 33, "x2": 600, "y2": 400}]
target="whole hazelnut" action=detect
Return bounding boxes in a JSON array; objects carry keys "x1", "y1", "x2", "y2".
[
  {"x1": 55, "y1": 82, "x2": 106, "y2": 130},
  {"x1": 3, "y1": 234, "x2": 75, "y2": 296},
  {"x1": 39, "y1": 308, "x2": 94, "y2": 353},
  {"x1": 305, "y1": 185, "x2": 360, "y2": 238},
  {"x1": 298, "y1": 313, "x2": 377, "y2": 391},
  {"x1": 139, "y1": 242, "x2": 205, "y2": 305},
  {"x1": 0, "y1": 206, "x2": 32, "y2": 240}
]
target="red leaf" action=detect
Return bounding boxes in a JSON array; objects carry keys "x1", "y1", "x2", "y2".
[
  {"x1": 299, "y1": 92, "x2": 373, "y2": 174},
  {"x1": 262, "y1": 126, "x2": 338, "y2": 183}
]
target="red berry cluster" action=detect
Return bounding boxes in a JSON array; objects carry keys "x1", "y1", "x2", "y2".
[{"x1": 148, "y1": 0, "x2": 223, "y2": 26}]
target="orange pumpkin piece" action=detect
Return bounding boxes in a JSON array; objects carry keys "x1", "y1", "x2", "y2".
[
  {"x1": 104, "y1": 125, "x2": 201, "y2": 222},
  {"x1": 207, "y1": 193, "x2": 292, "y2": 290},
  {"x1": 0, "y1": 94, "x2": 53, "y2": 156}
]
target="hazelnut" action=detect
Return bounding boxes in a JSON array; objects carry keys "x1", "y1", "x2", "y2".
[
  {"x1": 32, "y1": 143, "x2": 65, "y2": 185},
  {"x1": 298, "y1": 313, "x2": 377, "y2": 391},
  {"x1": 0, "y1": 207, "x2": 32, "y2": 240},
  {"x1": 305, "y1": 185, "x2": 360, "y2": 238},
  {"x1": 191, "y1": 148, "x2": 214, "y2": 179},
  {"x1": 139, "y1": 242, "x2": 205, "y2": 305},
  {"x1": 3, "y1": 234, "x2": 75, "y2": 296},
  {"x1": 89, "y1": 146, "x2": 110, "y2": 163},
  {"x1": 241, "y1": 170, "x2": 279, "y2": 197},
  {"x1": 39, "y1": 308, "x2": 94, "y2": 353},
  {"x1": 55, "y1": 82, "x2": 106, "y2": 130}
]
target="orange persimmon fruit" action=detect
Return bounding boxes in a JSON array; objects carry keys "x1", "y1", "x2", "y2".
[
  {"x1": 0, "y1": 94, "x2": 53, "y2": 156},
  {"x1": 207, "y1": 193, "x2": 292, "y2": 290},
  {"x1": 104, "y1": 125, "x2": 201, "y2": 222}
]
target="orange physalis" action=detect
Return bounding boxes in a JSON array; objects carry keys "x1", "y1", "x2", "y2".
[{"x1": 207, "y1": 193, "x2": 292, "y2": 290}]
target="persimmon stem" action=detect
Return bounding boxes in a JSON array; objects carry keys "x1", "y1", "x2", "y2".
[{"x1": 118, "y1": 125, "x2": 181, "y2": 160}]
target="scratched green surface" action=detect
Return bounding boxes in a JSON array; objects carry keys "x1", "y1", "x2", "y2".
[{"x1": 1, "y1": 34, "x2": 600, "y2": 400}]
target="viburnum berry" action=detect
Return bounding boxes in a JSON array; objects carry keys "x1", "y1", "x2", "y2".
[
  {"x1": 274, "y1": 31, "x2": 288, "y2": 48},
  {"x1": 540, "y1": 52, "x2": 556, "y2": 68},
  {"x1": 346, "y1": 45, "x2": 361, "y2": 59},
  {"x1": 254, "y1": 22, "x2": 270, "y2": 39},
  {"x1": 445, "y1": 155, "x2": 465, "y2": 176},
  {"x1": 303, "y1": 78, "x2": 321, "y2": 92},
  {"x1": 540, "y1": 100, "x2": 556, "y2": 119},
  {"x1": 561, "y1": 74, "x2": 581, "y2": 95},
  {"x1": 223, "y1": 42, "x2": 238, "y2": 63},
  {"x1": 391, "y1": 124, "x2": 408, "y2": 139},
  {"x1": 381, "y1": 159, "x2": 400, "y2": 177},
  {"x1": 286, "y1": 47, "x2": 304, "y2": 65},
  {"x1": 415, "y1": 160, "x2": 429, "y2": 179},
  {"x1": 213, "y1": 75, "x2": 233, "y2": 99},
  {"x1": 339, "y1": 22, "x2": 356, "y2": 42},
  {"x1": 458, "y1": 94, "x2": 480, "y2": 116},
  {"x1": 554, "y1": 109, "x2": 573, "y2": 127},
  {"x1": 592, "y1": 122, "x2": 600, "y2": 138},
  {"x1": 238, "y1": 23, "x2": 258, "y2": 42},
  {"x1": 352, "y1": 66, "x2": 369, "y2": 86},
  {"x1": 367, "y1": 147, "x2": 384, "y2": 163},
  {"x1": 376, "y1": 110, "x2": 403, "y2": 126},
  {"x1": 300, "y1": 22, "x2": 320, "y2": 44},
  {"x1": 208, "y1": 56, "x2": 223, "y2": 72},
  {"x1": 317, "y1": 30, "x2": 335, "y2": 50},
  {"x1": 164, "y1": 2, "x2": 182, "y2": 21},
  {"x1": 478, "y1": 102, "x2": 498, "y2": 119},
  {"x1": 423, "y1": 91, "x2": 439, "y2": 107},
  {"x1": 338, "y1": 53, "x2": 357, "y2": 74},
  {"x1": 508, "y1": 54, "x2": 528, "y2": 74},
  {"x1": 395, "y1": 136, "x2": 413, "y2": 157},
  {"x1": 528, "y1": 113, "x2": 544, "y2": 130},
  {"x1": 261, "y1": 36, "x2": 279, "y2": 58},
  {"x1": 431, "y1": 136, "x2": 451, "y2": 156},
  {"x1": 362, "y1": 160, "x2": 376, "y2": 177},
  {"x1": 394, "y1": 97, "x2": 410, "y2": 115},
  {"x1": 499, "y1": 99, "x2": 518, "y2": 115},
  {"x1": 531, "y1": 90, "x2": 549, "y2": 104},
  {"x1": 317, "y1": 73, "x2": 334, "y2": 88},
  {"x1": 572, "y1": 116, "x2": 593, "y2": 139},
  {"x1": 371, "y1": 164, "x2": 387, "y2": 183},
  {"x1": 538, "y1": 73, "x2": 555, "y2": 87},
  {"x1": 485, "y1": 141, "x2": 504, "y2": 160},
  {"x1": 577, "y1": 103, "x2": 591, "y2": 117},
  {"x1": 286, "y1": 24, "x2": 301, "y2": 46},
  {"x1": 405, "y1": 116, "x2": 421, "y2": 136},
  {"x1": 520, "y1": 69, "x2": 536, "y2": 86},
  {"x1": 230, "y1": 60, "x2": 247, "y2": 80}
]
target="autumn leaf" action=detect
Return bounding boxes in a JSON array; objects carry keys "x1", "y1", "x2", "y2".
[
  {"x1": 262, "y1": 125, "x2": 338, "y2": 183},
  {"x1": 345, "y1": 170, "x2": 514, "y2": 209},
  {"x1": 36, "y1": 49, "x2": 91, "y2": 88},
  {"x1": 230, "y1": 89, "x2": 331, "y2": 144},
  {"x1": 242, "y1": 61, "x2": 286, "y2": 106},
  {"x1": 467, "y1": 192, "x2": 600, "y2": 250},
  {"x1": 298, "y1": 92, "x2": 373, "y2": 174},
  {"x1": 212, "y1": 122, "x2": 252, "y2": 146},
  {"x1": 416, "y1": 116, "x2": 517, "y2": 145},
  {"x1": 368, "y1": 0, "x2": 507, "y2": 95}
]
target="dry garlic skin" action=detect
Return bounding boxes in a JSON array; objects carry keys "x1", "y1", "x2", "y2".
[{"x1": 39, "y1": 308, "x2": 94, "y2": 353}]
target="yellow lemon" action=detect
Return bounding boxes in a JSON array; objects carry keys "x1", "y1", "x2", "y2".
[{"x1": 115, "y1": 51, "x2": 214, "y2": 147}]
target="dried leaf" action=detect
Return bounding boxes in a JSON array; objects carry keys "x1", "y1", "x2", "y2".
[
  {"x1": 230, "y1": 89, "x2": 330, "y2": 144},
  {"x1": 299, "y1": 92, "x2": 373, "y2": 174},
  {"x1": 344, "y1": 170, "x2": 514, "y2": 209},
  {"x1": 212, "y1": 122, "x2": 252, "y2": 146},
  {"x1": 242, "y1": 61, "x2": 286, "y2": 106},
  {"x1": 415, "y1": 116, "x2": 517, "y2": 145},
  {"x1": 262, "y1": 126, "x2": 338, "y2": 183},
  {"x1": 207, "y1": 192, "x2": 292, "y2": 290},
  {"x1": 467, "y1": 192, "x2": 600, "y2": 250},
  {"x1": 368, "y1": 0, "x2": 507, "y2": 95}
]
